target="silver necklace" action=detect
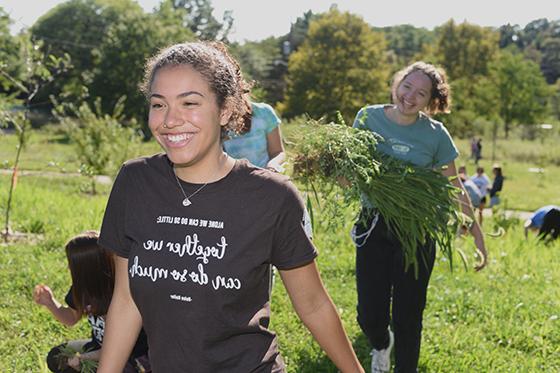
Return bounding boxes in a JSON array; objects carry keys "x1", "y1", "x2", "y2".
[{"x1": 173, "y1": 169, "x2": 209, "y2": 207}]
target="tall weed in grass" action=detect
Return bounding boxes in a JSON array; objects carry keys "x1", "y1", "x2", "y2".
[
  {"x1": 53, "y1": 96, "x2": 143, "y2": 194},
  {"x1": 0, "y1": 38, "x2": 70, "y2": 240}
]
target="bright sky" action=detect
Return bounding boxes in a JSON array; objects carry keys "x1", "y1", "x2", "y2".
[{"x1": 3, "y1": 0, "x2": 559, "y2": 42}]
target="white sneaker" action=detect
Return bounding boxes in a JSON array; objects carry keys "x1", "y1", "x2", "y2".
[{"x1": 370, "y1": 329, "x2": 394, "y2": 373}]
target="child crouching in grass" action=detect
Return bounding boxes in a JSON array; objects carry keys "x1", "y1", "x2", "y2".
[{"x1": 33, "y1": 231, "x2": 150, "y2": 372}]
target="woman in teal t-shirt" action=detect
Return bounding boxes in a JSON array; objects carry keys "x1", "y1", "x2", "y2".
[
  {"x1": 223, "y1": 102, "x2": 286, "y2": 172},
  {"x1": 352, "y1": 62, "x2": 488, "y2": 373}
]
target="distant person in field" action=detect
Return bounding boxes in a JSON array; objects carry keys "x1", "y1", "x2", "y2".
[
  {"x1": 524, "y1": 205, "x2": 560, "y2": 243},
  {"x1": 475, "y1": 138, "x2": 482, "y2": 163},
  {"x1": 470, "y1": 166, "x2": 491, "y2": 223},
  {"x1": 223, "y1": 101, "x2": 286, "y2": 173},
  {"x1": 489, "y1": 164, "x2": 504, "y2": 207},
  {"x1": 459, "y1": 170, "x2": 482, "y2": 209},
  {"x1": 457, "y1": 169, "x2": 482, "y2": 236},
  {"x1": 470, "y1": 137, "x2": 478, "y2": 161},
  {"x1": 33, "y1": 231, "x2": 149, "y2": 373},
  {"x1": 352, "y1": 61, "x2": 487, "y2": 373}
]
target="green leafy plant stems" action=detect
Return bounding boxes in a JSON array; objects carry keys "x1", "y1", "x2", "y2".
[
  {"x1": 57, "y1": 344, "x2": 99, "y2": 373},
  {"x1": 292, "y1": 121, "x2": 462, "y2": 274}
]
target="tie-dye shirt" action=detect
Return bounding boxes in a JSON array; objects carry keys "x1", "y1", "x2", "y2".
[{"x1": 223, "y1": 102, "x2": 281, "y2": 168}]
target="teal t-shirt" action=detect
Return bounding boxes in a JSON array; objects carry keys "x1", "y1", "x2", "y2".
[
  {"x1": 352, "y1": 104, "x2": 459, "y2": 168},
  {"x1": 223, "y1": 102, "x2": 281, "y2": 168}
]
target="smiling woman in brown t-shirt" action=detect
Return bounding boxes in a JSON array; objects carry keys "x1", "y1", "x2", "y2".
[{"x1": 96, "y1": 41, "x2": 364, "y2": 373}]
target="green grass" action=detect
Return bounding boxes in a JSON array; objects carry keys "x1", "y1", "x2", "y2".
[
  {"x1": 1, "y1": 124, "x2": 560, "y2": 371},
  {"x1": 1, "y1": 129, "x2": 81, "y2": 173},
  {"x1": 453, "y1": 138, "x2": 560, "y2": 211},
  {"x1": 1, "y1": 172, "x2": 559, "y2": 372},
  {"x1": 0, "y1": 127, "x2": 160, "y2": 173}
]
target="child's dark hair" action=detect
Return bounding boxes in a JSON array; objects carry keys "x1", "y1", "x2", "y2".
[
  {"x1": 538, "y1": 208, "x2": 560, "y2": 243},
  {"x1": 65, "y1": 231, "x2": 114, "y2": 316},
  {"x1": 140, "y1": 41, "x2": 253, "y2": 137}
]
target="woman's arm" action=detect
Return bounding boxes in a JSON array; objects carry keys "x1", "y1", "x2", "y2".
[
  {"x1": 442, "y1": 161, "x2": 488, "y2": 271},
  {"x1": 266, "y1": 127, "x2": 286, "y2": 172},
  {"x1": 97, "y1": 256, "x2": 142, "y2": 373},
  {"x1": 33, "y1": 284, "x2": 81, "y2": 326},
  {"x1": 279, "y1": 261, "x2": 364, "y2": 373}
]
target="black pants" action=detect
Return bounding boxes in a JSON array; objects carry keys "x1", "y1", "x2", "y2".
[{"x1": 355, "y1": 213, "x2": 436, "y2": 373}]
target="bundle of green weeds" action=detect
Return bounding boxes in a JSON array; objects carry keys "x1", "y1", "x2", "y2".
[
  {"x1": 292, "y1": 121, "x2": 461, "y2": 272},
  {"x1": 57, "y1": 344, "x2": 98, "y2": 373}
]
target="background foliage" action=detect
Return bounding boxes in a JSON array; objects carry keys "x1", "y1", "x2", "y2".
[{"x1": 1, "y1": 1, "x2": 559, "y2": 137}]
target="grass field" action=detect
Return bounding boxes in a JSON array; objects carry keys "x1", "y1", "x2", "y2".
[{"x1": 1, "y1": 125, "x2": 559, "y2": 372}]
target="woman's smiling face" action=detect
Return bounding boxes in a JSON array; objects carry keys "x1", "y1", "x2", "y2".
[
  {"x1": 148, "y1": 65, "x2": 229, "y2": 167},
  {"x1": 393, "y1": 70, "x2": 433, "y2": 116}
]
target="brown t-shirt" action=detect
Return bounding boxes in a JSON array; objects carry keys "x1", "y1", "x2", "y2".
[{"x1": 99, "y1": 154, "x2": 317, "y2": 372}]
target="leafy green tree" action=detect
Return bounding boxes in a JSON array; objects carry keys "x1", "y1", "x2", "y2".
[
  {"x1": 30, "y1": 0, "x2": 134, "y2": 105},
  {"x1": 283, "y1": 10, "x2": 316, "y2": 53},
  {"x1": 496, "y1": 18, "x2": 560, "y2": 84},
  {"x1": 488, "y1": 50, "x2": 550, "y2": 137},
  {"x1": 430, "y1": 20, "x2": 500, "y2": 80},
  {"x1": 53, "y1": 96, "x2": 143, "y2": 194},
  {"x1": 422, "y1": 20, "x2": 500, "y2": 136},
  {"x1": 0, "y1": 37, "x2": 70, "y2": 240},
  {"x1": 263, "y1": 10, "x2": 317, "y2": 104},
  {"x1": 550, "y1": 79, "x2": 560, "y2": 121},
  {"x1": 540, "y1": 35, "x2": 560, "y2": 84},
  {"x1": 499, "y1": 23, "x2": 524, "y2": 49},
  {"x1": 377, "y1": 24, "x2": 434, "y2": 66},
  {"x1": 88, "y1": 9, "x2": 193, "y2": 133},
  {"x1": 231, "y1": 37, "x2": 282, "y2": 101},
  {"x1": 521, "y1": 18, "x2": 550, "y2": 50},
  {"x1": 281, "y1": 9, "x2": 390, "y2": 124},
  {"x1": 0, "y1": 7, "x2": 21, "y2": 92},
  {"x1": 163, "y1": 0, "x2": 233, "y2": 41},
  {"x1": 227, "y1": 10, "x2": 317, "y2": 105}
]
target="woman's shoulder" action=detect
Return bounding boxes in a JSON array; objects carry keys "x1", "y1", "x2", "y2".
[
  {"x1": 251, "y1": 102, "x2": 277, "y2": 117},
  {"x1": 251, "y1": 102, "x2": 280, "y2": 125},
  {"x1": 354, "y1": 104, "x2": 386, "y2": 127},
  {"x1": 235, "y1": 160, "x2": 298, "y2": 197},
  {"x1": 358, "y1": 104, "x2": 385, "y2": 115},
  {"x1": 419, "y1": 112, "x2": 444, "y2": 129},
  {"x1": 116, "y1": 153, "x2": 170, "y2": 182},
  {"x1": 252, "y1": 102, "x2": 273, "y2": 111},
  {"x1": 418, "y1": 113, "x2": 454, "y2": 138},
  {"x1": 121, "y1": 153, "x2": 168, "y2": 171}
]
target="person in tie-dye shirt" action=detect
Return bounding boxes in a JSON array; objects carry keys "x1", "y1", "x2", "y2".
[{"x1": 223, "y1": 102, "x2": 286, "y2": 172}]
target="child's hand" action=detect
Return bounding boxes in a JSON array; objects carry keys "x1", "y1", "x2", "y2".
[
  {"x1": 33, "y1": 284, "x2": 55, "y2": 307},
  {"x1": 67, "y1": 353, "x2": 80, "y2": 371}
]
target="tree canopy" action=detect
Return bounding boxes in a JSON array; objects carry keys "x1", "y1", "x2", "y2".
[
  {"x1": 281, "y1": 8, "x2": 390, "y2": 124},
  {"x1": 1, "y1": 2, "x2": 558, "y2": 137}
]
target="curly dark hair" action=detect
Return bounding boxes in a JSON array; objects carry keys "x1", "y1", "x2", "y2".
[
  {"x1": 140, "y1": 41, "x2": 253, "y2": 136},
  {"x1": 391, "y1": 61, "x2": 451, "y2": 115}
]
